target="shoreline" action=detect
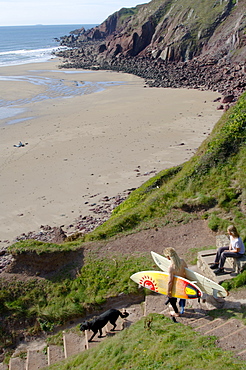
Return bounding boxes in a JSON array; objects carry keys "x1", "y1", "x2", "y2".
[{"x1": 0, "y1": 59, "x2": 223, "y2": 246}]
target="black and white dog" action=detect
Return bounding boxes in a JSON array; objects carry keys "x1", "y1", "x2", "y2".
[{"x1": 80, "y1": 308, "x2": 129, "y2": 342}]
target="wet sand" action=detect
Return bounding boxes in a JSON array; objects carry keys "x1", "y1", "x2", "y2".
[{"x1": 0, "y1": 59, "x2": 223, "y2": 245}]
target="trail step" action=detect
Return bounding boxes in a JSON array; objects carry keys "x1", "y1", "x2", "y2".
[
  {"x1": 0, "y1": 363, "x2": 8, "y2": 370},
  {"x1": 9, "y1": 357, "x2": 25, "y2": 370},
  {"x1": 152, "y1": 294, "x2": 246, "y2": 361},
  {"x1": 203, "y1": 318, "x2": 243, "y2": 336},
  {"x1": 124, "y1": 303, "x2": 144, "y2": 325},
  {"x1": 86, "y1": 324, "x2": 109, "y2": 349},
  {"x1": 237, "y1": 348, "x2": 246, "y2": 361},
  {"x1": 47, "y1": 344, "x2": 65, "y2": 366},
  {"x1": 144, "y1": 293, "x2": 213, "y2": 328},
  {"x1": 144, "y1": 294, "x2": 167, "y2": 316},
  {"x1": 26, "y1": 348, "x2": 48, "y2": 370},
  {"x1": 63, "y1": 331, "x2": 87, "y2": 358},
  {"x1": 216, "y1": 325, "x2": 246, "y2": 354},
  {"x1": 2, "y1": 296, "x2": 245, "y2": 368},
  {"x1": 194, "y1": 318, "x2": 225, "y2": 333}
]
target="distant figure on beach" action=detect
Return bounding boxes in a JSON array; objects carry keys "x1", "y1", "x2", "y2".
[
  {"x1": 210, "y1": 225, "x2": 245, "y2": 275},
  {"x1": 163, "y1": 247, "x2": 187, "y2": 321},
  {"x1": 13, "y1": 141, "x2": 25, "y2": 148}
]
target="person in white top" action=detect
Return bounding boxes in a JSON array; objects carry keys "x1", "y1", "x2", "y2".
[{"x1": 210, "y1": 225, "x2": 245, "y2": 275}]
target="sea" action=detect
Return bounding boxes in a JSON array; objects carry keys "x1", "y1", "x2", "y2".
[
  {"x1": 0, "y1": 24, "x2": 126, "y2": 125},
  {"x1": 0, "y1": 24, "x2": 97, "y2": 67}
]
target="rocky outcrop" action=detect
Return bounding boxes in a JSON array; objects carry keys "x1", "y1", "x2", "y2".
[
  {"x1": 60, "y1": 0, "x2": 246, "y2": 64},
  {"x1": 60, "y1": 7, "x2": 141, "y2": 46},
  {"x1": 56, "y1": 0, "x2": 246, "y2": 99},
  {"x1": 56, "y1": 46, "x2": 246, "y2": 99}
]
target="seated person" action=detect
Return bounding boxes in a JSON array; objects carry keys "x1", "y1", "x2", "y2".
[{"x1": 210, "y1": 225, "x2": 245, "y2": 275}]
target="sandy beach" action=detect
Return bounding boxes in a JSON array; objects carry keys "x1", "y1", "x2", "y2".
[{"x1": 0, "y1": 59, "x2": 223, "y2": 245}]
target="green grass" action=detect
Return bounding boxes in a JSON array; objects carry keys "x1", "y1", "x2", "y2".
[
  {"x1": 8, "y1": 239, "x2": 82, "y2": 255},
  {"x1": 2, "y1": 53, "x2": 246, "y2": 369},
  {"x1": 75, "y1": 91, "x2": 246, "y2": 243},
  {"x1": 2, "y1": 251, "x2": 246, "y2": 364},
  {"x1": 8, "y1": 92, "x2": 246, "y2": 254},
  {"x1": 0, "y1": 254, "x2": 152, "y2": 349},
  {"x1": 185, "y1": 246, "x2": 216, "y2": 265},
  {"x1": 222, "y1": 270, "x2": 246, "y2": 292},
  {"x1": 45, "y1": 314, "x2": 245, "y2": 370}
]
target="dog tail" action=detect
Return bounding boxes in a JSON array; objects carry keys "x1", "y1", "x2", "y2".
[{"x1": 119, "y1": 310, "x2": 129, "y2": 318}]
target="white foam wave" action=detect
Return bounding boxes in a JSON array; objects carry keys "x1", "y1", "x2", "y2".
[{"x1": 0, "y1": 46, "x2": 64, "y2": 67}]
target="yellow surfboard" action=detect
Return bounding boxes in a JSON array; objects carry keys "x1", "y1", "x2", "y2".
[
  {"x1": 151, "y1": 251, "x2": 228, "y2": 298},
  {"x1": 130, "y1": 270, "x2": 202, "y2": 299}
]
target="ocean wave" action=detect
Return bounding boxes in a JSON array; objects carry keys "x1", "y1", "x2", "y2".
[
  {"x1": 0, "y1": 47, "x2": 59, "y2": 56},
  {"x1": 0, "y1": 24, "x2": 93, "y2": 67},
  {"x1": 0, "y1": 46, "x2": 65, "y2": 67}
]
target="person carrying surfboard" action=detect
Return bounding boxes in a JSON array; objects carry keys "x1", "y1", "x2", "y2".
[
  {"x1": 210, "y1": 225, "x2": 245, "y2": 275},
  {"x1": 163, "y1": 247, "x2": 188, "y2": 320}
]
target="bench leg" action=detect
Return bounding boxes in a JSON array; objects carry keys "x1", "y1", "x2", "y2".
[{"x1": 233, "y1": 259, "x2": 240, "y2": 274}]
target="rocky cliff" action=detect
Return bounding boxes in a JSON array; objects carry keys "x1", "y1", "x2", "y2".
[
  {"x1": 60, "y1": 0, "x2": 245, "y2": 63},
  {"x1": 57, "y1": 0, "x2": 246, "y2": 98}
]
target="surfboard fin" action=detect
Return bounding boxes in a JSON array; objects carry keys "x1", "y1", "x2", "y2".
[{"x1": 212, "y1": 289, "x2": 221, "y2": 298}]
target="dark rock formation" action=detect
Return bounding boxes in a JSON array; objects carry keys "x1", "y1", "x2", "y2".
[
  {"x1": 56, "y1": 0, "x2": 246, "y2": 99},
  {"x1": 59, "y1": 0, "x2": 246, "y2": 63},
  {"x1": 56, "y1": 45, "x2": 245, "y2": 100}
]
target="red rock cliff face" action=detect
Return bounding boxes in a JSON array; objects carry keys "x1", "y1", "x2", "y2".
[{"x1": 67, "y1": 0, "x2": 245, "y2": 63}]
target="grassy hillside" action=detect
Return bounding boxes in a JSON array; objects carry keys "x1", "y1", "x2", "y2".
[
  {"x1": 2, "y1": 91, "x2": 245, "y2": 366},
  {"x1": 2, "y1": 91, "x2": 245, "y2": 355},
  {"x1": 76, "y1": 90, "x2": 246, "y2": 243},
  {"x1": 46, "y1": 314, "x2": 245, "y2": 370},
  {"x1": 1, "y1": 253, "x2": 246, "y2": 365},
  {"x1": 7, "y1": 90, "x2": 246, "y2": 261},
  {"x1": 8, "y1": 91, "x2": 246, "y2": 252},
  {"x1": 0, "y1": 254, "x2": 151, "y2": 354}
]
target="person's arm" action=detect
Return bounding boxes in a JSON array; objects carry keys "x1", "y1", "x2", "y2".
[
  {"x1": 231, "y1": 239, "x2": 240, "y2": 253},
  {"x1": 167, "y1": 266, "x2": 174, "y2": 298},
  {"x1": 229, "y1": 235, "x2": 232, "y2": 251},
  {"x1": 232, "y1": 241, "x2": 240, "y2": 253}
]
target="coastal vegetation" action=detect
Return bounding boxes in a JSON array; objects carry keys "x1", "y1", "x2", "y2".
[
  {"x1": 0, "y1": 254, "x2": 150, "y2": 353},
  {"x1": 9, "y1": 90, "x2": 246, "y2": 255},
  {"x1": 2, "y1": 88, "x2": 245, "y2": 366},
  {"x1": 1, "y1": 253, "x2": 246, "y2": 367},
  {"x1": 45, "y1": 314, "x2": 244, "y2": 370},
  {"x1": 1, "y1": 0, "x2": 246, "y2": 367},
  {"x1": 84, "y1": 90, "x2": 246, "y2": 241}
]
